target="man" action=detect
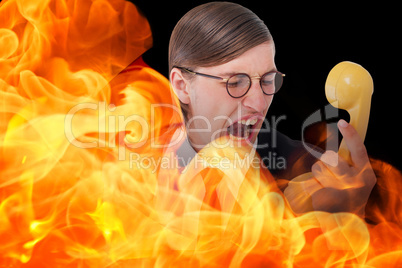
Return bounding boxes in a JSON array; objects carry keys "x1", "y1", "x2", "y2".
[{"x1": 168, "y1": 2, "x2": 376, "y2": 215}]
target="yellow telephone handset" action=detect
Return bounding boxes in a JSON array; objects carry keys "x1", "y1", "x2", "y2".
[
  {"x1": 325, "y1": 61, "x2": 374, "y2": 162},
  {"x1": 284, "y1": 61, "x2": 374, "y2": 214}
]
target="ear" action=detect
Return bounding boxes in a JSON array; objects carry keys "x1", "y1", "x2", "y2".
[{"x1": 170, "y1": 67, "x2": 191, "y2": 104}]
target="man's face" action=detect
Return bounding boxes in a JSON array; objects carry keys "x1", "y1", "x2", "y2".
[{"x1": 185, "y1": 42, "x2": 276, "y2": 151}]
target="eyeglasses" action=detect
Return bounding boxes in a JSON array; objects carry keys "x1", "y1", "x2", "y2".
[{"x1": 174, "y1": 66, "x2": 285, "y2": 98}]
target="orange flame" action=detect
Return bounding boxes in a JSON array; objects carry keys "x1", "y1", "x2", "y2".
[{"x1": 1, "y1": 0, "x2": 402, "y2": 267}]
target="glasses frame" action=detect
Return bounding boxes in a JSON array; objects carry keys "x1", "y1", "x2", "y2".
[{"x1": 174, "y1": 66, "x2": 285, "y2": 98}]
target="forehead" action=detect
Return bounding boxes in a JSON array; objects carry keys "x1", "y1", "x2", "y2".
[{"x1": 198, "y1": 42, "x2": 276, "y2": 76}]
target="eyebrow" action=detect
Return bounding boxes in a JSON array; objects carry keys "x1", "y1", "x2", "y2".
[
  {"x1": 217, "y1": 71, "x2": 237, "y2": 77},
  {"x1": 217, "y1": 68, "x2": 278, "y2": 77}
]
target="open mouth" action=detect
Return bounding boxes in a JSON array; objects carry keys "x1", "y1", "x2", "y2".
[{"x1": 227, "y1": 118, "x2": 259, "y2": 141}]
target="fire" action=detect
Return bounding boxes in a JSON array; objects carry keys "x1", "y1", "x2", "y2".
[{"x1": 1, "y1": 0, "x2": 402, "y2": 267}]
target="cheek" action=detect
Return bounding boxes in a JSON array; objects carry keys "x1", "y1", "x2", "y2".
[
  {"x1": 190, "y1": 81, "x2": 230, "y2": 114},
  {"x1": 187, "y1": 83, "x2": 216, "y2": 129},
  {"x1": 189, "y1": 81, "x2": 241, "y2": 131}
]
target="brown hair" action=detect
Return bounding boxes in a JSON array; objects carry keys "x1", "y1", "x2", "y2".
[{"x1": 169, "y1": 2, "x2": 273, "y2": 119}]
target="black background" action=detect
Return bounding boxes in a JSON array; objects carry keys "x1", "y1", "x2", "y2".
[{"x1": 130, "y1": 1, "x2": 400, "y2": 170}]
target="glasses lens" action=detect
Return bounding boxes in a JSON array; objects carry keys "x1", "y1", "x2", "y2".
[
  {"x1": 227, "y1": 74, "x2": 250, "y2": 97},
  {"x1": 261, "y1": 72, "x2": 283, "y2": 95}
]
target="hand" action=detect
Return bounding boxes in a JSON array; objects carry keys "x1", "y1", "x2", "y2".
[{"x1": 308, "y1": 119, "x2": 377, "y2": 216}]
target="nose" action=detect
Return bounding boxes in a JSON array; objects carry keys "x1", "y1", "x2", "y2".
[{"x1": 241, "y1": 79, "x2": 271, "y2": 112}]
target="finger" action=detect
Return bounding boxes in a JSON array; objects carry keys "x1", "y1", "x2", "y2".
[
  {"x1": 338, "y1": 119, "x2": 370, "y2": 168},
  {"x1": 312, "y1": 158, "x2": 353, "y2": 190},
  {"x1": 312, "y1": 161, "x2": 337, "y2": 188},
  {"x1": 319, "y1": 150, "x2": 351, "y2": 175}
]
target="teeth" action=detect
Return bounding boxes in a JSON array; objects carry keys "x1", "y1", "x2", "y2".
[
  {"x1": 229, "y1": 133, "x2": 243, "y2": 140},
  {"x1": 227, "y1": 118, "x2": 257, "y2": 141},
  {"x1": 229, "y1": 133, "x2": 248, "y2": 141},
  {"x1": 240, "y1": 118, "x2": 258, "y2": 126},
  {"x1": 248, "y1": 118, "x2": 258, "y2": 125}
]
